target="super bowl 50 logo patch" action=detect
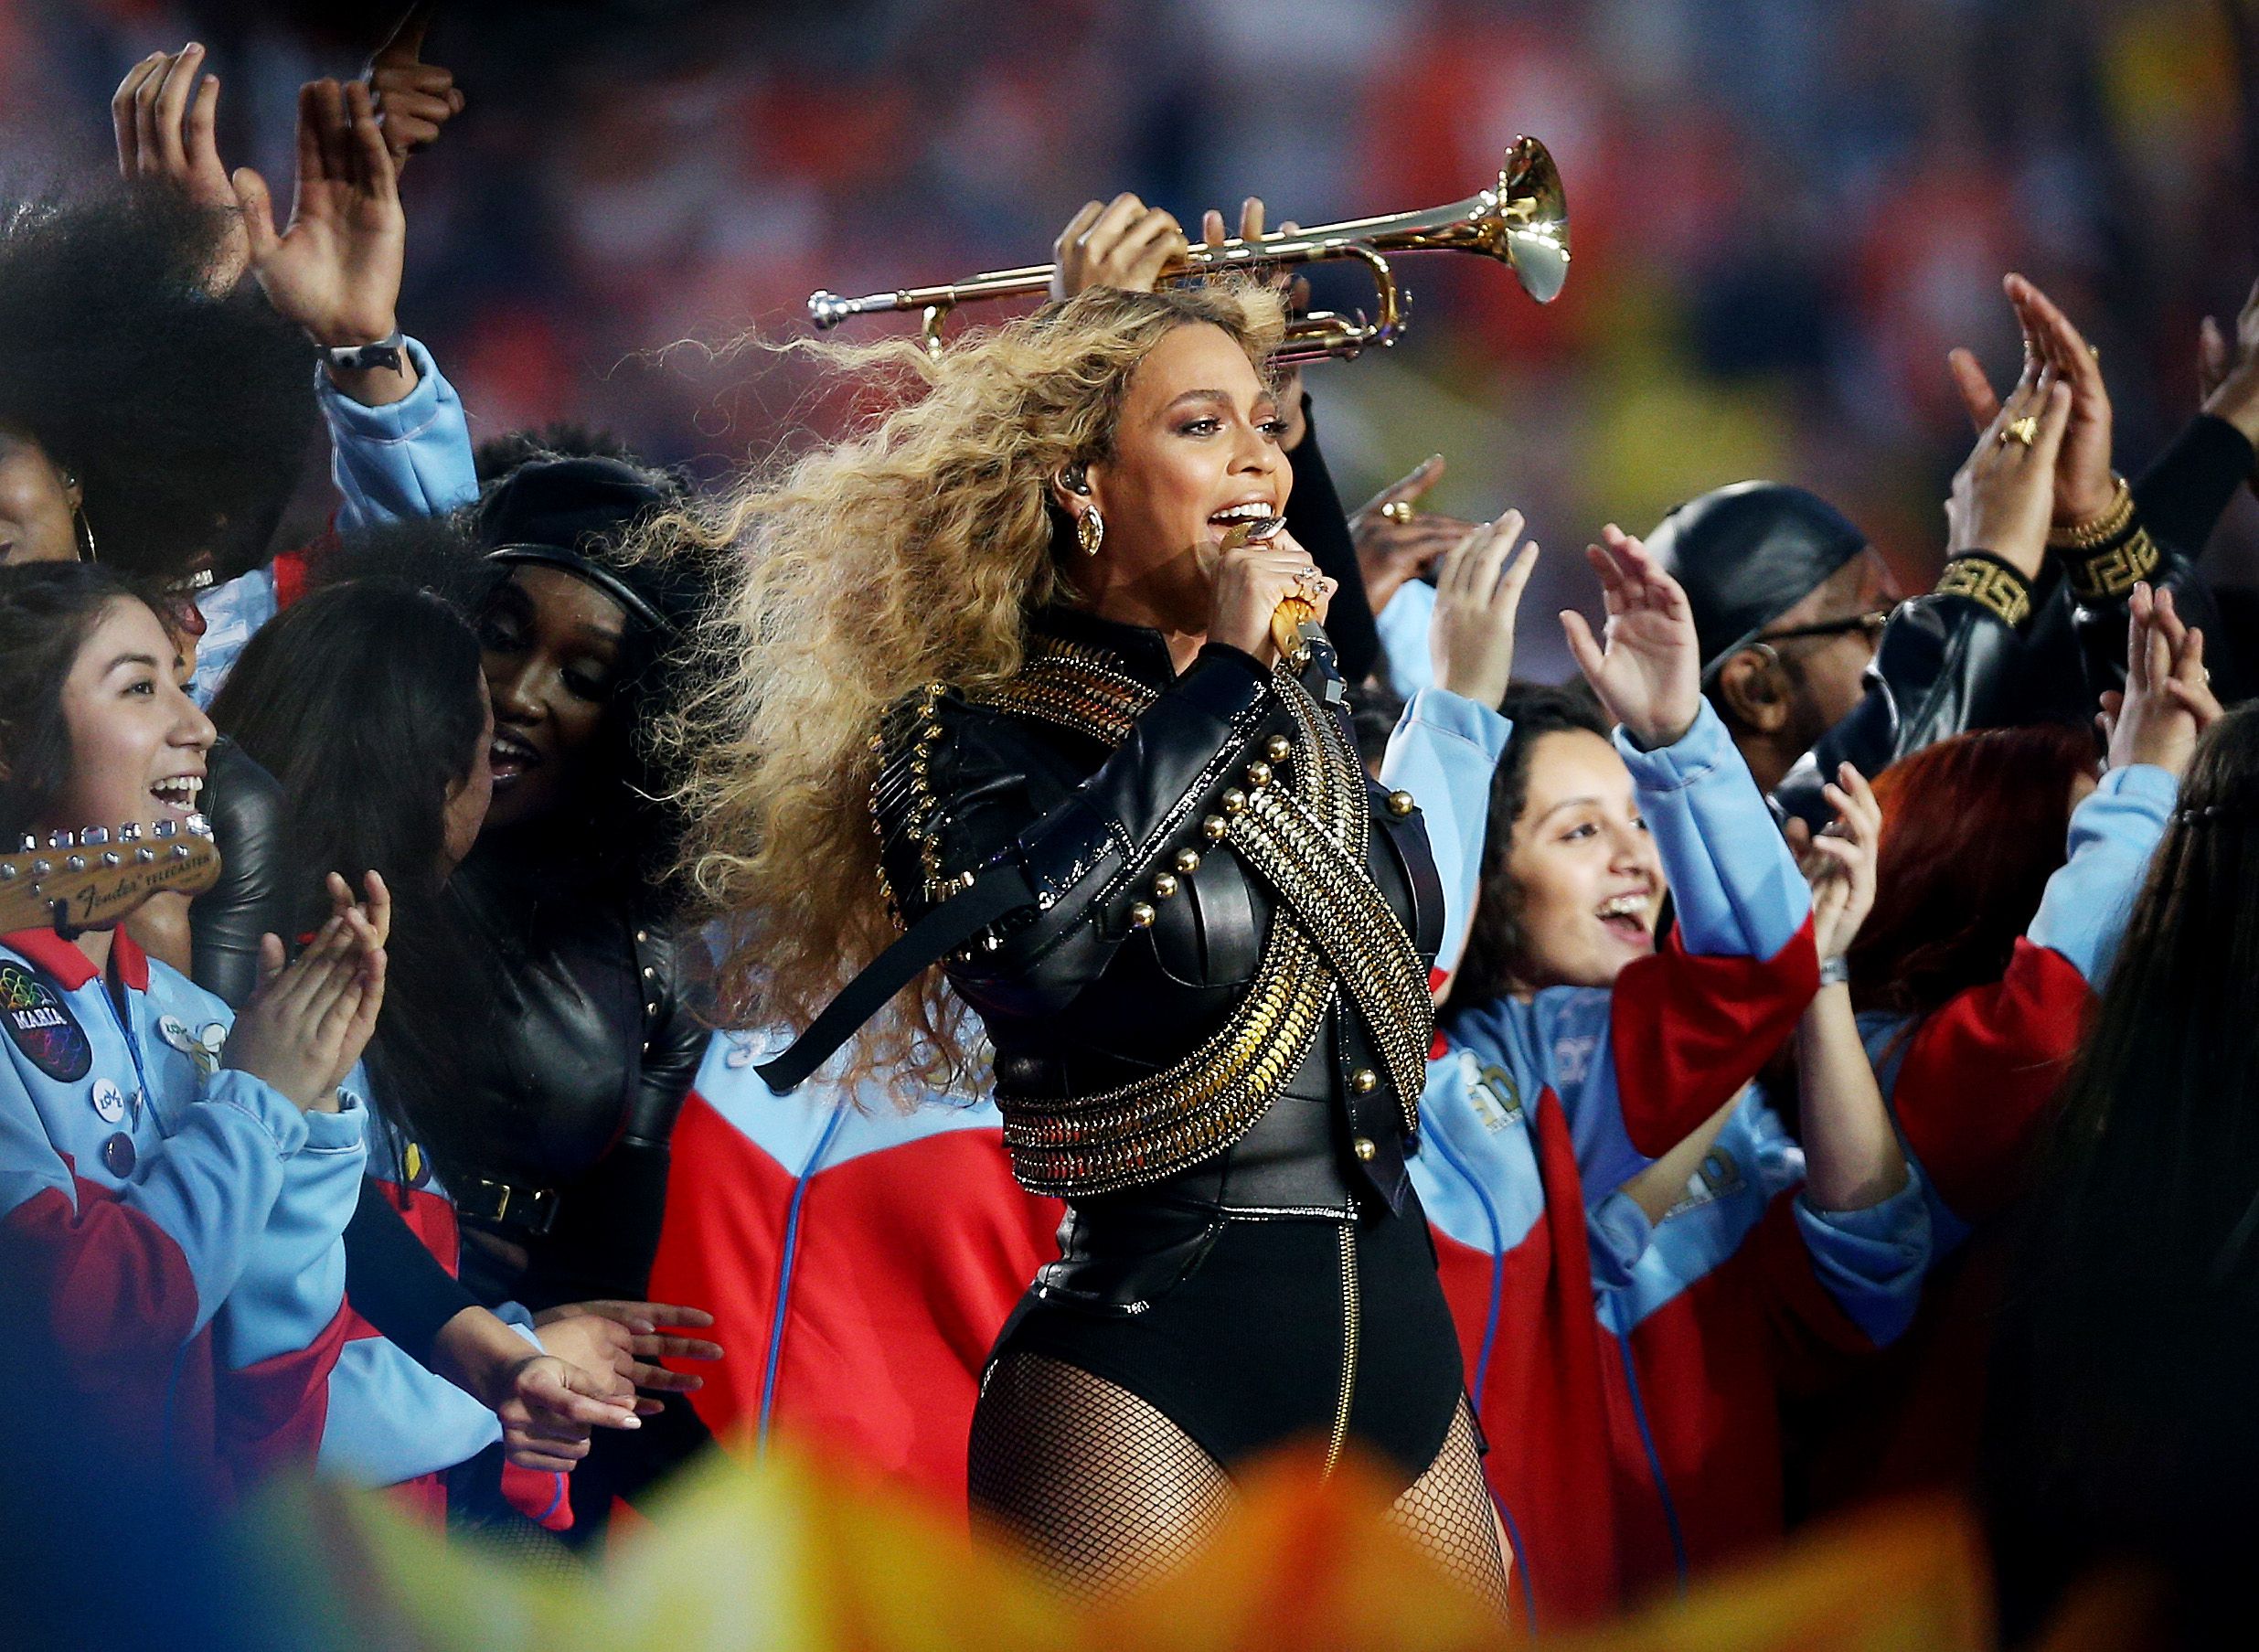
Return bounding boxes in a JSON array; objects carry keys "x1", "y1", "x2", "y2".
[{"x1": 0, "y1": 960, "x2": 91, "y2": 1082}]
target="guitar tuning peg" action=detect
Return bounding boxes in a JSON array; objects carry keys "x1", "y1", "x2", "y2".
[
  {"x1": 47, "y1": 829, "x2": 73, "y2": 849},
  {"x1": 16, "y1": 835, "x2": 35, "y2": 854},
  {"x1": 80, "y1": 826, "x2": 109, "y2": 846},
  {"x1": 153, "y1": 821, "x2": 176, "y2": 839},
  {"x1": 118, "y1": 823, "x2": 143, "y2": 843},
  {"x1": 186, "y1": 814, "x2": 211, "y2": 838}
]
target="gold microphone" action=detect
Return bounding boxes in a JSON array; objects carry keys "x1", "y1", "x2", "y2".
[{"x1": 1218, "y1": 516, "x2": 1320, "y2": 663}]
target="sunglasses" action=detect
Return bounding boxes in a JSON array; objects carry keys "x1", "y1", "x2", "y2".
[{"x1": 1752, "y1": 607, "x2": 1893, "y2": 647}]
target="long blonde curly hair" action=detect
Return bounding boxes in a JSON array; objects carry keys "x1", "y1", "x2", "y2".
[{"x1": 648, "y1": 280, "x2": 1287, "y2": 1089}]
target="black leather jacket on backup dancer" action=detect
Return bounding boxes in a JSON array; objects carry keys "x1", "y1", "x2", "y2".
[
  {"x1": 1772, "y1": 411, "x2": 2254, "y2": 825},
  {"x1": 442, "y1": 849, "x2": 708, "y2": 1313}
]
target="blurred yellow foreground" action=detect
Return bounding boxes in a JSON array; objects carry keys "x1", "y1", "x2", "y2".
[{"x1": 260, "y1": 1445, "x2": 2001, "y2": 1651}]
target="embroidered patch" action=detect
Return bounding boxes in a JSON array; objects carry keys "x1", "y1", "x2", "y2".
[
  {"x1": 1456, "y1": 1053, "x2": 1526, "y2": 1131},
  {"x1": 403, "y1": 1139, "x2": 430, "y2": 1189},
  {"x1": 0, "y1": 960, "x2": 91, "y2": 1082},
  {"x1": 1665, "y1": 1148, "x2": 1746, "y2": 1220}
]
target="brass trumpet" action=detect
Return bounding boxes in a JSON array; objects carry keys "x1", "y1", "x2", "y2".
[{"x1": 807, "y1": 134, "x2": 1569, "y2": 361}]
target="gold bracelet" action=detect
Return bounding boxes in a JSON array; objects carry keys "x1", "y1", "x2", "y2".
[
  {"x1": 1936, "y1": 554, "x2": 2033, "y2": 629},
  {"x1": 2048, "y1": 475, "x2": 2134, "y2": 551},
  {"x1": 2064, "y1": 527, "x2": 2161, "y2": 604}
]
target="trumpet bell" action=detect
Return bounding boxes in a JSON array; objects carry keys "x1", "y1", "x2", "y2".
[{"x1": 1496, "y1": 135, "x2": 1570, "y2": 304}]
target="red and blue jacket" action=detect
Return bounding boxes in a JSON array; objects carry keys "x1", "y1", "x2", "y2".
[
  {"x1": 1582, "y1": 762, "x2": 2175, "y2": 1601},
  {"x1": 1583, "y1": 1092, "x2": 1929, "y2": 1602},
  {"x1": 1409, "y1": 700, "x2": 1821, "y2": 1627},
  {"x1": 649, "y1": 1029, "x2": 1060, "y2": 1515},
  {"x1": 310, "y1": 1092, "x2": 571, "y2": 1526},
  {"x1": 0, "y1": 927, "x2": 366, "y2": 1491},
  {"x1": 1795, "y1": 762, "x2": 2179, "y2": 1512}
]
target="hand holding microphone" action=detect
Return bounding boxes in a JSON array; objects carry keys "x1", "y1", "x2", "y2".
[{"x1": 1209, "y1": 517, "x2": 1335, "y2": 666}]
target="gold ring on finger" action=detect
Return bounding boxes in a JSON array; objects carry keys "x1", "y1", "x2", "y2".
[
  {"x1": 1378, "y1": 499, "x2": 1417, "y2": 526},
  {"x1": 1999, "y1": 415, "x2": 2041, "y2": 447}
]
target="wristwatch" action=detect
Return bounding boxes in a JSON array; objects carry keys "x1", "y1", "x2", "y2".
[
  {"x1": 319, "y1": 330, "x2": 406, "y2": 375},
  {"x1": 1817, "y1": 954, "x2": 1851, "y2": 988}
]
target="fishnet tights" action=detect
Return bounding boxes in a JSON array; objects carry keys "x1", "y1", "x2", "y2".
[
  {"x1": 970, "y1": 1352, "x2": 1241, "y2": 1604},
  {"x1": 970, "y1": 1356, "x2": 1512, "y2": 1622},
  {"x1": 1381, "y1": 1401, "x2": 1516, "y2": 1622}
]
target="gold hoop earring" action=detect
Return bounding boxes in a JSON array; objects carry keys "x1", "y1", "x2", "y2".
[{"x1": 1076, "y1": 507, "x2": 1104, "y2": 558}]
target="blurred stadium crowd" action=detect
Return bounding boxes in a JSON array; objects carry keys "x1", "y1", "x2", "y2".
[{"x1": 2, "y1": 0, "x2": 2251, "y2": 675}]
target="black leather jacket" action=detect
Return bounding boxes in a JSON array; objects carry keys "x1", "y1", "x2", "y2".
[
  {"x1": 443, "y1": 847, "x2": 707, "y2": 1311},
  {"x1": 1772, "y1": 412, "x2": 2254, "y2": 825},
  {"x1": 186, "y1": 738, "x2": 291, "y2": 1007},
  {"x1": 876, "y1": 608, "x2": 1444, "y2": 1307}
]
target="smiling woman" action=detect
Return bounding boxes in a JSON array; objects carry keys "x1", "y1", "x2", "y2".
[
  {"x1": 0, "y1": 559, "x2": 389, "y2": 1497},
  {"x1": 0, "y1": 564, "x2": 213, "y2": 845},
  {"x1": 655, "y1": 279, "x2": 1511, "y2": 1611},
  {"x1": 1450, "y1": 681, "x2": 1656, "y2": 1006}
]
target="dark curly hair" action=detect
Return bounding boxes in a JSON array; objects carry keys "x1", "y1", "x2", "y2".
[
  {"x1": 0, "y1": 187, "x2": 316, "y2": 581},
  {"x1": 473, "y1": 423, "x2": 650, "y2": 484},
  {"x1": 1444, "y1": 678, "x2": 1612, "y2": 1013}
]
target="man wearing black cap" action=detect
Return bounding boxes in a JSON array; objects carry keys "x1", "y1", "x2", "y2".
[{"x1": 1657, "y1": 308, "x2": 2254, "y2": 826}]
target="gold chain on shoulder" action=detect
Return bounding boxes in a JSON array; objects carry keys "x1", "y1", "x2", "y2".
[{"x1": 968, "y1": 633, "x2": 1433, "y2": 1195}]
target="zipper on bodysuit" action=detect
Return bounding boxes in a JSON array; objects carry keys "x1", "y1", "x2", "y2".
[{"x1": 1323, "y1": 1220, "x2": 1360, "y2": 1480}]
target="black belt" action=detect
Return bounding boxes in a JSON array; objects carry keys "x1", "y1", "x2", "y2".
[{"x1": 455, "y1": 1177, "x2": 559, "y2": 1237}]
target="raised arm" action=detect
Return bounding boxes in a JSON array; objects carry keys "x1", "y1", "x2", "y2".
[
  {"x1": 1887, "y1": 584, "x2": 2208, "y2": 1229},
  {"x1": 235, "y1": 77, "x2": 476, "y2": 528},
  {"x1": 880, "y1": 538, "x2": 1336, "y2": 1020},
  {"x1": 1774, "y1": 328, "x2": 2073, "y2": 826},
  {"x1": 1376, "y1": 513, "x2": 1537, "y2": 980}
]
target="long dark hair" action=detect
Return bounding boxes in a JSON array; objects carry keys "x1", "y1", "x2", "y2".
[
  {"x1": 1849, "y1": 723, "x2": 2098, "y2": 1019},
  {"x1": 208, "y1": 581, "x2": 495, "y2": 1161},
  {"x1": 1446, "y1": 679, "x2": 1612, "y2": 1011},
  {"x1": 1986, "y1": 707, "x2": 2259, "y2": 1639},
  {"x1": 0, "y1": 562, "x2": 153, "y2": 841}
]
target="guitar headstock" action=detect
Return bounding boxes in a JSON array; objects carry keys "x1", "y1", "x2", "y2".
[{"x1": 0, "y1": 818, "x2": 221, "y2": 938}]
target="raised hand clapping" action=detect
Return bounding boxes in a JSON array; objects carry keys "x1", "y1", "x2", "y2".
[
  {"x1": 112, "y1": 44, "x2": 247, "y2": 290},
  {"x1": 366, "y1": 3, "x2": 464, "y2": 164},
  {"x1": 2100, "y1": 583, "x2": 2221, "y2": 781},
  {"x1": 1560, "y1": 525, "x2": 1703, "y2": 750}
]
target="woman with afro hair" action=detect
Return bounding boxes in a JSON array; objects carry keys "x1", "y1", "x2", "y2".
[{"x1": 0, "y1": 186, "x2": 314, "y2": 582}]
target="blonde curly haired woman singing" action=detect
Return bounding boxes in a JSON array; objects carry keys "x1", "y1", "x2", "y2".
[{"x1": 663, "y1": 279, "x2": 1540, "y2": 1608}]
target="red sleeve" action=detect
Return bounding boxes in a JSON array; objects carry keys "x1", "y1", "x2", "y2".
[
  {"x1": 2, "y1": 1171, "x2": 201, "y2": 1399},
  {"x1": 217, "y1": 1304, "x2": 351, "y2": 1485},
  {"x1": 1611, "y1": 918, "x2": 1820, "y2": 1157},
  {"x1": 1888, "y1": 940, "x2": 2090, "y2": 1222},
  {"x1": 1740, "y1": 1193, "x2": 1883, "y2": 1396}
]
